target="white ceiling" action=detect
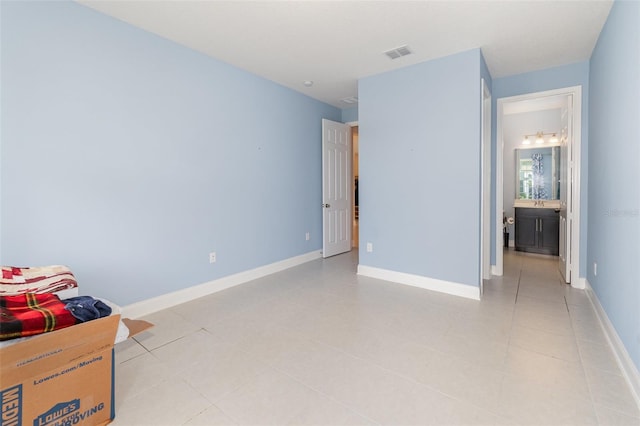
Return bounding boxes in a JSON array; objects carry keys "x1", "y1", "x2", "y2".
[{"x1": 78, "y1": 0, "x2": 613, "y2": 109}]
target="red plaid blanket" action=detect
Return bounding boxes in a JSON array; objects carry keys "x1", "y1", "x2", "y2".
[{"x1": 0, "y1": 293, "x2": 78, "y2": 341}]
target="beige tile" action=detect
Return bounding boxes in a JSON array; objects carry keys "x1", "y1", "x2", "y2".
[
  {"x1": 114, "y1": 352, "x2": 173, "y2": 403},
  {"x1": 367, "y1": 379, "x2": 497, "y2": 426},
  {"x1": 183, "y1": 404, "x2": 238, "y2": 425},
  {"x1": 569, "y1": 303, "x2": 601, "y2": 322},
  {"x1": 573, "y1": 317, "x2": 610, "y2": 345},
  {"x1": 285, "y1": 403, "x2": 360, "y2": 426},
  {"x1": 565, "y1": 286, "x2": 592, "y2": 307},
  {"x1": 134, "y1": 309, "x2": 201, "y2": 351},
  {"x1": 216, "y1": 369, "x2": 352, "y2": 426},
  {"x1": 510, "y1": 323, "x2": 581, "y2": 362},
  {"x1": 259, "y1": 333, "x2": 350, "y2": 384},
  {"x1": 330, "y1": 412, "x2": 379, "y2": 425},
  {"x1": 108, "y1": 250, "x2": 630, "y2": 426},
  {"x1": 514, "y1": 314, "x2": 575, "y2": 337},
  {"x1": 111, "y1": 379, "x2": 210, "y2": 426},
  {"x1": 182, "y1": 347, "x2": 270, "y2": 403},
  {"x1": 515, "y1": 294, "x2": 569, "y2": 318},
  {"x1": 517, "y1": 281, "x2": 566, "y2": 303},
  {"x1": 169, "y1": 292, "x2": 260, "y2": 328},
  {"x1": 225, "y1": 296, "x2": 307, "y2": 328},
  {"x1": 329, "y1": 301, "x2": 403, "y2": 332},
  {"x1": 585, "y1": 367, "x2": 640, "y2": 418},
  {"x1": 577, "y1": 338, "x2": 622, "y2": 374},
  {"x1": 492, "y1": 374, "x2": 598, "y2": 425},
  {"x1": 202, "y1": 312, "x2": 275, "y2": 348},
  {"x1": 115, "y1": 337, "x2": 148, "y2": 363},
  {"x1": 512, "y1": 304, "x2": 574, "y2": 336},
  {"x1": 235, "y1": 326, "x2": 331, "y2": 370},
  {"x1": 503, "y1": 346, "x2": 591, "y2": 399},
  {"x1": 303, "y1": 323, "x2": 439, "y2": 381},
  {"x1": 271, "y1": 343, "x2": 481, "y2": 425},
  {"x1": 436, "y1": 329, "x2": 510, "y2": 370},
  {"x1": 271, "y1": 344, "x2": 398, "y2": 422},
  {"x1": 272, "y1": 306, "x2": 353, "y2": 345},
  {"x1": 594, "y1": 404, "x2": 640, "y2": 426},
  {"x1": 151, "y1": 329, "x2": 236, "y2": 374},
  {"x1": 414, "y1": 349, "x2": 504, "y2": 410},
  {"x1": 382, "y1": 304, "x2": 453, "y2": 348}
]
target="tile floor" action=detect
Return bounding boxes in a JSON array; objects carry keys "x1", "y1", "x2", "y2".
[{"x1": 112, "y1": 250, "x2": 640, "y2": 425}]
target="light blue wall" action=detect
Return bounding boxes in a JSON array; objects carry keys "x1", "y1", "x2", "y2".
[
  {"x1": 358, "y1": 49, "x2": 484, "y2": 288},
  {"x1": 491, "y1": 61, "x2": 590, "y2": 275},
  {"x1": 0, "y1": 1, "x2": 340, "y2": 305},
  {"x1": 341, "y1": 107, "x2": 358, "y2": 123},
  {"x1": 588, "y1": 0, "x2": 640, "y2": 369}
]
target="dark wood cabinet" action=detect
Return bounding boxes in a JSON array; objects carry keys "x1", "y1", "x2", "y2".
[{"x1": 515, "y1": 207, "x2": 559, "y2": 255}]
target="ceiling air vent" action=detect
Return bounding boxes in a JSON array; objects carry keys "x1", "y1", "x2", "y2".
[
  {"x1": 341, "y1": 96, "x2": 359, "y2": 104},
  {"x1": 384, "y1": 45, "x2": 412, "y2": 60}
]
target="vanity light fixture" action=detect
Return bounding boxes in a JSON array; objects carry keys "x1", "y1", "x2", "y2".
[{"x1": 521, "y1": 131, "x2": 560, "y2": 145}]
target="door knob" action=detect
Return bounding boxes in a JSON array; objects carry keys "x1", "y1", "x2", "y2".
[{"x1": 323, "y1": 203, "x2": 331, "y2": 208}]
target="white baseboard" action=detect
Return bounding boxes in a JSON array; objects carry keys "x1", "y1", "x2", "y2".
[
  {"x1": 122, "y1": 250, "x2": 322, "y2": 319},
  {"x1": 357, "y1": 265, "x2": 480, "y2": 301},
  {"x1": 572, "y1": 276, "x2": 587, "y2": 290},
  {"x1": 491, "y1": 265, "x2": 502, "y2": 277},
  {"x1": 584, "y1": 279, "x2": 640, "y2": 409}
]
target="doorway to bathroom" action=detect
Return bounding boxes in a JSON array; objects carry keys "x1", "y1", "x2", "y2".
[{"x1": 495, "y1": 86, "x2": 582, "y2": 288}]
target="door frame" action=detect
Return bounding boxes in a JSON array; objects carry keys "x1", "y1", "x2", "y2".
[
  {"x1": 494, "y1": 86, "x2": 583, "y2": 289},
  {"x1": 480, "y1": 79, "x2": 492, "y2": 291},
  {"x1": 346, "y1": 122, "x2": 359, "y2": 248}
]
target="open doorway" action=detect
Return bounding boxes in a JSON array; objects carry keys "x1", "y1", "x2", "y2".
[
  {"x1": 495, "y1": 86, "x2": 582, "y2": 288},
  {"x1": 352, "y1": 126, "x2": 359, "y2": 248}
]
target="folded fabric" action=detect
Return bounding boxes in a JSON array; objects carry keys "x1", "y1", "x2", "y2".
[
  {"x1": 0, "y1": 293, "x2": 78, "y2": 341},
  {"x1": 63, "y1": 296, "x2": 112, "y2": 322},
  {"x1": 1, "y1": 265, "x2": 78, "y2": 295}
]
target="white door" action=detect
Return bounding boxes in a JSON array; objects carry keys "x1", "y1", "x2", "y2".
[
  {"x1": 559, "y1": 95, "x2": 573, "y2": 283},
  {"x1": 322, "y1": 119, "x2": 352, "y2": 258}
]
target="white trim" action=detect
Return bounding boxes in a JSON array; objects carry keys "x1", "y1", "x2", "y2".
[
  {"x1": 495, "y1": 86, "x2": 582, "y2": 284},
  {"x1": 495, "y1": 100, "x2": 504, "y2": 276},
  {"x1": 573, "y1": 276, "x2": 586, "y2": 290},
  {"x1": 491, "y1": 265, "x2": 501, "y2": 276},
  {"x1": 568, "y1": 88, "x2": 582, "y2": 290},
  {"x1": 357, "y1": 265, "x2": 480, "y2": 301},
  {"x1": 345, "y1": 121, "x2": 358, "y2": 127},
  {"x1": 481, "y1": 78, "x2": 492, "y2": 286},
  {"x1": 584, "y1": 279, "x2": 640, "y2": 409},
  {"x1": 122, "y1": 250, "x2": 322, "y2": 319}
]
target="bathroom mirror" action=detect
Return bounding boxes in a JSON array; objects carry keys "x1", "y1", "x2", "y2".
[{"x1": 516, "y1": 146, "x2": 560, "y2": 200}]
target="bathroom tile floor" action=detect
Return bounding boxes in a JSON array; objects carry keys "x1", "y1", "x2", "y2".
[{"x1": 112, "y1": 250, "x2": 640, "y2": 425}]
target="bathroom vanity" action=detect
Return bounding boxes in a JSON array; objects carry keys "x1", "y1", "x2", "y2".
[{"x1": 514, "y1": 205, "x2": 560, "y2": 255}]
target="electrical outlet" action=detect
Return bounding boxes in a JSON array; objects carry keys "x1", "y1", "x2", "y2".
[
  {"x1": 593, "y1": 262, "x2": 597, "y2": 276},
  {"x1": 305, "y1": 232, "x2": 310, "y2": 241},
  {"x1": 209, "y1": 252, "x2": 217, "y2": 264},
  {"x1": 366, "y1": 242, "x2": 373, "y2": 253}
]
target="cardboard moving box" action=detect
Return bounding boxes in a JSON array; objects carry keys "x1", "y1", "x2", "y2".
[{"x1": 1, "y1": 314, "x2": 152, "y2": 426}]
